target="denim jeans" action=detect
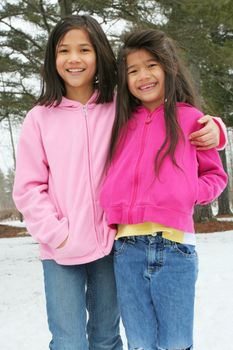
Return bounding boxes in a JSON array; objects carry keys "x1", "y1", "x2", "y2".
[
  {"x1": 114, "y1": 234, "x2": 198, "y2": 350},
  {"x1": 42, "y1": 254, "x2": 123, "y2": 350}
]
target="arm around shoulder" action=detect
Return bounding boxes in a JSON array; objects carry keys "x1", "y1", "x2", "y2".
[
  {"x1": 196, "y1": 148, "x2": 228, "y2": 205},
  {"x1": 212, "y1": 116, "x2": 228, "y2": 150},
  {"x1": 189, "y1": 115, "x2": 228, "y2": 150}
]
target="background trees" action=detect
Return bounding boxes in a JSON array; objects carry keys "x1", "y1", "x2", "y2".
[
  {"x1": 0, "y1": 0, "x2": 232, "y2": 218},
  {"x1": 1, "y1": 0, "x2": 232, "y2": 124}
]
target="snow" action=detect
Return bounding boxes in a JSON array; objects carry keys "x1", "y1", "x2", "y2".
[
  {"x1": 0, "y1": 219, "x2": 26, "y2": 227},
  {"x1": 217, "y1": 217, "x2": 233, "y2": 222},
  {"x1": 0, "y1": 231, "x2": 233, "y2": 350}
]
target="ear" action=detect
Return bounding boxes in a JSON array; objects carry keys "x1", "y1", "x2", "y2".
[{"x1": 93, "y1": 74, "x2": 99, "y2": 84}]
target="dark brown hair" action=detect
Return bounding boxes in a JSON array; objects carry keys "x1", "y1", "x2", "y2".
[
  {"x1": 37, "y1": 15, "x2": 117, "y2": 106},
  {"x1": 110, "y1": 29, "x2": 199, "y2": 172}
]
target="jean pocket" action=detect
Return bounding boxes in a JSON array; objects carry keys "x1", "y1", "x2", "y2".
[
  {"x1": 174, "y1": 242, "x2": 197, "y2": 258},
  {"x1": 113, "y1": 238, "x2": 127, "y2": 256}
]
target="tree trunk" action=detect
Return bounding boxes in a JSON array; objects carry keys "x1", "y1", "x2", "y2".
[
  {"x1": 6, "y1": 114, "x2": 23, "y2": 221},
  {"x1": 194, "y1": 204, "x2": 214, "y2": 223},
  {"x1": 218, "y1": 150, "x2": 232, "y2": 215},
  {"x1": 7, "y1": 115, "x2": 16, "y2": 170},
  {"x1": 58, "y1": 0, "x2": 73, "y2": 17}
]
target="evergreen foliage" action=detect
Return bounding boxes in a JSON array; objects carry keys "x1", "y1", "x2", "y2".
[
  {"x1": 0, "y1": 1, "x2": 232, "y2": 124},
  {"x1": 0, "y1": 0, "x2": 232, "y2": 217}
]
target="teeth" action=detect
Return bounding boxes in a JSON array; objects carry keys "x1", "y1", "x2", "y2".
[
  {"x1": 67, "y1": 68, "x2": 84, "y2": 72},
  {"x1": 140, "y1": 83, "x2": 155, "y2": 90}
]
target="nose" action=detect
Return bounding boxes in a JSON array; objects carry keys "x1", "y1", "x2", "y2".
[
  {"x1": 138, "y1": 67, "x2": 151, "y2": 80},
  {"x1": 68, "y1": 51, "x2": 81, "y2": 63}
]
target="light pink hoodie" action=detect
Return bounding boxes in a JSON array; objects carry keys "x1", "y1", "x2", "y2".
[
  {"x1": 13, "y1": 94, "x2": 116, "y2": 265},
  {"x1": 100, "y1": 103, "x2": 228, "y2": 233}
]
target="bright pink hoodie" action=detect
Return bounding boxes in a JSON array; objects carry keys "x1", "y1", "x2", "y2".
[
  {"x1": 13, "y1": 94, "x2": 116, "y2": 265},
  {"x1": 100, "y1": 103, "x2": 228, "y2": 233}
]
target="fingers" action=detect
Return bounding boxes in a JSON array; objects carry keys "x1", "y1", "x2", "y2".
[
  {"x1": 197, "y1": 114, "x2": 213, "y2": 124},
  {"x1": 189, "y1": 128, "x2": 207, "y2": 140},
  {"x1": 189, "y1": 117, "x2": 215, "y2": 140},
  {"x1": 190, "y1": 129, "x2": 218, "y2": 147},
  {"x1": 189, "y1": 115, "x2": 220, "y2": 149},
  {"x1": 191, "y1": 139, "x2": 218, "y2": 149},
  {"x1": 195, "y1": 141, "x2": 218, "y2": 150},
  {"x1": 189, "y1": 125, "x2": 217, "y2": 142},
  {"x1": 56, "y1": 236, "x2": 68, "y2": 249}
]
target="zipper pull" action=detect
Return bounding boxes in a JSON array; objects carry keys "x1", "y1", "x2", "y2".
[
  {"x1": 83, "y1": 105, "x2": 87, "y2": 117},
  {"x1": 145, "y1": 112, "x2": 152, "y2": 124}
]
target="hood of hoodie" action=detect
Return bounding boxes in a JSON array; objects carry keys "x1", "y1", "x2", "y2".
[{"x1": 53, "y1": 90, "x2": 100, "y2": 109}]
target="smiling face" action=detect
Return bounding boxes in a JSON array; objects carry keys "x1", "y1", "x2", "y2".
[
  {"x1": 56, "y1": 28, "x2": 97, "y2": 103},
  {"x1": 126, "y1": 49, "x2": 165, "y2": 112}
]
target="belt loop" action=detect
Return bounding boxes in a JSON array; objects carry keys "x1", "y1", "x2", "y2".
[
  {"x1": 126, "y1": 236, "x2": 136, "y2": 244},
  {"x1": 151, "y1": 231, "x2": 163, "y2": 237}
]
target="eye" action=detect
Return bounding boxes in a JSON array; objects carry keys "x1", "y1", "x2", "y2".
[
  {"x1": 148, "y1": 63, "x2": 158, "y2": 69},
  {"x1": 81, "y1": 47, "x2": 91, "y2": 53},
  {"x1": 58, "y1": 48, "x2": 68, "y2": 54},
  {"x1": 128, "y1": 69, "x2": 137, "y2": 75}
]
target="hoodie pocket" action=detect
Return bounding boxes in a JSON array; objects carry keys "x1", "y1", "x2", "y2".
[{"x1": 51, "y1": 205, "x2": 98, "y2": 260}]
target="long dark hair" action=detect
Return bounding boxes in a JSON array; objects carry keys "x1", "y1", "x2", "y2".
[
  {"x1": 110, "y1": 29, "x2": 199, "y2": 172},
  {"x1": 37, "y1": 15, "x2": 117, "y2": 106}
]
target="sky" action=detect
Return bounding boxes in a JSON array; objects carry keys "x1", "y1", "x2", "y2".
[{"x1": 0, "y1": 228, "x2": 233, "y2": 350}]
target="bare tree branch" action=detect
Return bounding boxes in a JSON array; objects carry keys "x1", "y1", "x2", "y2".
[
  {"x1": 1, "y1": 19, "x2": 43, "y2": 51},
  {"x1": 39, "y1": 0, "x2": 52, "y2": 34}
]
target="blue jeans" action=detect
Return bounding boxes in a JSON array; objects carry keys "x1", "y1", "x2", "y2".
[
  {"x1": 42, "y1": 254, "x2": 123, "y2": 350},
  {"x1": 114, "y1": 234, "x2": 198, "y2": 350}
]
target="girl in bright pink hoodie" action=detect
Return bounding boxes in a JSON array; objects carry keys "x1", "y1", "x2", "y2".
[{"x1": 100, "y1": 29, "x2": 228, "y2": 350}]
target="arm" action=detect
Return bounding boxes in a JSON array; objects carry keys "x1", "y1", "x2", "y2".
[
  {"x1": 196, "y1": 148, "x2": 228, "y2": 205},
  {"x1": 13, "y1": 114, "x2": 69, "y2": 248},
  {"x1": 189, "y1": 115, "x2": 228, "y2": 150}
]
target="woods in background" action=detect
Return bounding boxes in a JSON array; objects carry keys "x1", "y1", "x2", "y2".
[{"x1": 0, "y1": 0, "x2": 232, "y2": 220}]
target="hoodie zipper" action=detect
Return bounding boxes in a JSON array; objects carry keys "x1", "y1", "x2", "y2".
[
  {"x1": 83, "y1": 105, "x2": 103, "y2": 253},
  {"x1": 128, "y1": 112, "x2": 152, "y2": 223}
]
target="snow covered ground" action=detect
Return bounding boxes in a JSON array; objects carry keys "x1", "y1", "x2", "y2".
[
  {"x1": 0, "y1": 231, "x2": 233, "y2": 350},
  {"x1": 0, "y1": 219, "x2": 26, "y2": 227}
]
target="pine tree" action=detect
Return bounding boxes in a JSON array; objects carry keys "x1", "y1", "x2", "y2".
[{"x1": 155, "y1": 0, "x2": 233, "y2": 125}]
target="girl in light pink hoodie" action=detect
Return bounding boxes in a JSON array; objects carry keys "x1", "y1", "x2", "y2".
[
  {"x1": 13, "y1": 16, "x2": 226, "y2": 350},
  {"x1": 13, "y1": 15, "x2": 123, "y2": 350}
]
